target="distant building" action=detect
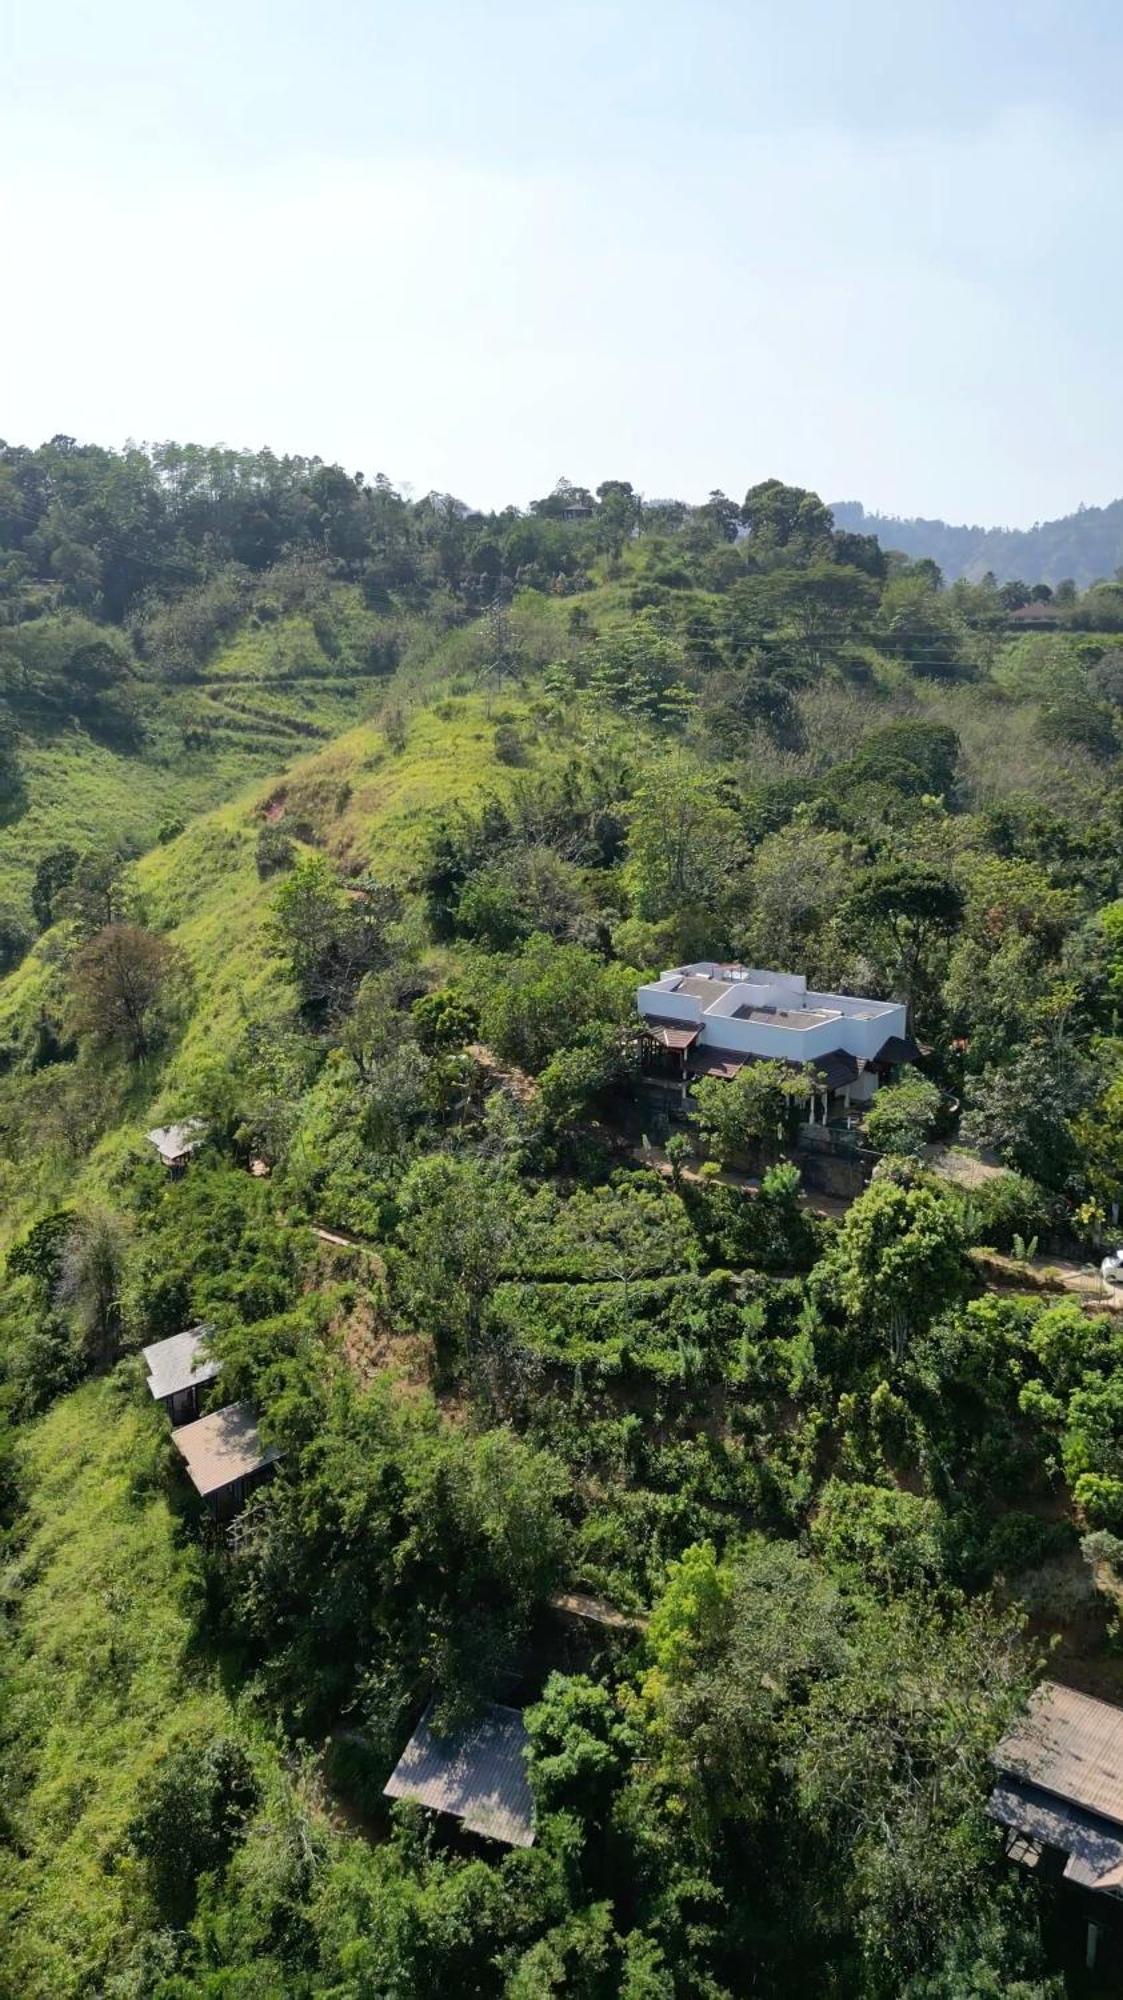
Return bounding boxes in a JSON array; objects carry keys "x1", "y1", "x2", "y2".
[
  {"x1": 636, "y1": 962, "x2": 917, "y2": 1118},
  {"x1": 384, "y1": 1702, "x2": 536, "y2": 1848},
  {"x1": 173, "y1": 1400, "x2": 278, "y2": 1516},
  {"x1": 1006, "y1": 600, "x2": 1062, "y2": 629},
  {"x1": 991, "y1": 1679, "x2": 1123, "y2": 1972},
  {"x1": 142, "y1": 1323, "x2": 220, "y2": 1426},
  {"x1": 147, "y1": 1119, "x2": 206, "y2": 1175}
]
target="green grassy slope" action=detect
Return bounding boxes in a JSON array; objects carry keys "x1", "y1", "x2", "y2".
[
  {"x1": 0, "y1": 672, "x2": 594, "y2": 1990},
  {"x1": 0, "y1": 1381, "x2": 267, "y2": 1999}
]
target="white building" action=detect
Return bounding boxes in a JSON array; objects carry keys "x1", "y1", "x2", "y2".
[{"x1": 636, "y1": 962, "x2": 918, "y2": 1119}]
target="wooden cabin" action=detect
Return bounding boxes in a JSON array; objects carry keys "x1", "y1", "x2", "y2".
[
  {"x1": 147, "y1": 1119, "x2": 206, "y2": 1176},
  {"x1": 991, "y1": 1680, "x2": 1123, "y2": 1973},
  {"x1": 173, "y1": 1400, "x2": 278, "y2": 1518},
  {"x1": 142, "y1": 1324, "x2": 220, "y2": 1427}
]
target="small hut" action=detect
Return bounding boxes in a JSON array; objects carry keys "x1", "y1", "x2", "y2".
[
  {"x1": 142, "y1": 1324, "x2": 220, "y2": 1426},
  {"x1": 384, "y1": 1702, "x2": 535, "y2": 1848},
  {"x1": 173, "y1": 1400, "x2": 278, "y2": 1516},
  {"x1": 147, "y1": 1119, "x2": 207, "y2": 1175}
]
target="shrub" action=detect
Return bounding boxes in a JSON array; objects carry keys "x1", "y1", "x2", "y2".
[
  {"x1": 961, "y1": 1171, "x2": 1055, "y2": 1253},
  {"x1": 129, "y1": 1733, "x2": 260, "y2": 1923},
  {"x1": 811, "y1": 1479, "x2": 947, "y2": 1589},
  {"x1": 494, "y1": 722, "x2": 527, "y2": 766},
  {"x1": 382, "y1": 703, "x2": 409, "y2": 752},
  {"x1": 862, "y1": 1070, "x2": 942, "y2": 1156},
  {"x1": 0, "y1": 904, "x2": 32, "y2": 973},
  {"x1": 255, "y1": 823, "x2": 296, "y2": 879}
]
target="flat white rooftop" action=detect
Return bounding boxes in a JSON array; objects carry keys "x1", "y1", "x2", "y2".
[{"x1": 650, "y1": 963, "x2": 897, "y2": 1028}]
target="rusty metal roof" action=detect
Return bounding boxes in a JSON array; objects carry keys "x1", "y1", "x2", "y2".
[
  {"x1": 173, "y1": 1400, "x2": 277, "y2": 1499},
  {"x1": 686, "y1": 1049, "x2": 755, "y2": 1079},
  {"x1": 384, "y1": 1703, "x2": 535, "y2": 1847},
  {"x1": 142, "y1": 1325, "x2": 220, "y2": 1402},
  {"x1": 994, "y1": 1681, "x2": 1123, "y2": 1830}
]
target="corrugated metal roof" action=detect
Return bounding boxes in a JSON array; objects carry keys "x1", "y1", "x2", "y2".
[
  {"x1": 384, "y1": 1702, "x2": 535, "y2": 1847},
  {"x1": 147, "y1": 1119, "x2": 206, "y2": 1161},
  {"x1": 142, "y1": 1325, "x2": 220, "y2": 1402},
  {"x1": 686, "y1": 1050, "x2": 755, "y2": 1080},
  {"x1": 173, "y1": 1400, "x2": 277, "y2": 1498},
  {"x1": 994, "y1": 1680, "x2": 1123, "y2": 1829}
]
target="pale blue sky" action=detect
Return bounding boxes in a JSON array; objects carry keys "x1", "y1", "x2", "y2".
[{"x1": 3, "y1": 1, "x2": 1121, "y2": 523}]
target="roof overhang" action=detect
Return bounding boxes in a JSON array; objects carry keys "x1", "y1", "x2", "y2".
[
  {"x1": 686, "y1": 1050, "x2": 755, "y2": 1080},
  {"x1": 873, "y1": 1033, "x2": 923, "y2": 1066},
  {"x1": 809, "y1": 1050, "x2": 861, "y2": 1091},
  {"x1": 990, "y1": 1775, "x2": 1123, "y2": 1896},
  {"x1": 642, "y1": 1015, "x2": 702, "y2": 1052}
]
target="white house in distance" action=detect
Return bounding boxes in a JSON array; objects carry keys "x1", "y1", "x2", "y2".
[{"x1": 636, "y1": 962, "x2": 919, "y2": 1120}]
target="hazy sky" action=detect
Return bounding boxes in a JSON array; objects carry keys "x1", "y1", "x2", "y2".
[{"x1": 4, "y1": 0, "x2": 1121, "y2": 524}]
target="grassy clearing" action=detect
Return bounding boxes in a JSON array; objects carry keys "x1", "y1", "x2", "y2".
[{"x1": 0, "y1": 1380, "x2": 260, "y2": 1999}]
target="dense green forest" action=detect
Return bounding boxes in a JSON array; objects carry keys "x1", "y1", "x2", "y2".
[
  {"x1": 4, "y1": 438, "x2": 1123, "y2": 1995},
  {"x1": 833, "y1": 495, "x2": 1123, "y2": 592}
]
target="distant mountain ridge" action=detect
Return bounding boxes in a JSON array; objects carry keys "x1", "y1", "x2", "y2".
[{"x1": 831, "y1": 496, "x2": 1123, "y2": 590}]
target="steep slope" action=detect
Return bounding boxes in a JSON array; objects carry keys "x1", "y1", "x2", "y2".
[{"x1": 0, "y1": 1382, "x2": 273, "y2": 1998}]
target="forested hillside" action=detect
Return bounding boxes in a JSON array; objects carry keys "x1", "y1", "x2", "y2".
[
  {"x1": 833, "y1": 495, "x2": 1123, "y2": 590},
  {"x1": 4, "y1": 441, "x2": 1123, "y2": 1995}
]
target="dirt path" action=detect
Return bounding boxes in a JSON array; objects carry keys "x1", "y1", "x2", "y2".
[{"x1": 971, "y1": 1247, "x2": 1123, "y2": 1314}]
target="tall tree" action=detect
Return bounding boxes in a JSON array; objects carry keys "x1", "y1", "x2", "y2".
[{"x1": 68, "y1": 922, "x2": 183, "y2": 1060}]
